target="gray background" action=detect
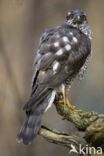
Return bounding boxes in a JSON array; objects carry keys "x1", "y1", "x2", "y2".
[{"x1": 0, "y1": 0, "x2": 104, "y2": 156}]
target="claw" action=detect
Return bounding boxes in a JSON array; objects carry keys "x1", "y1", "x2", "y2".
[
  {"x1": 66, "y1": 98, "x2": 80, "y2": 112},
  {"x1": 60, "y1": 84, "x2": 80, "y2": 112}
]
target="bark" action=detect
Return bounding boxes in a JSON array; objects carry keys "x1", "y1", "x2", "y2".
[{"x1": 38, "y1": 93, "x2": 104, "y2": 155}]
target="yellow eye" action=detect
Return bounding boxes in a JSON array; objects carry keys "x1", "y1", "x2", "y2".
[{"x1": 77, "y1": 16, "x2": 80, "y2": 20}]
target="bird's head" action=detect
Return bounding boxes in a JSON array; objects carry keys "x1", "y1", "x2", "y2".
[
  {"x1": 65, "y1": 9, "x2": 92, "y2": 39},
  {"x1": 66, "y1": 9, "x2": 87, "y2": 29}
]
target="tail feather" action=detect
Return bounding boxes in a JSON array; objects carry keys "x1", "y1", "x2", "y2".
[
  {"x1": 23, "y1": 86, "x2": 51, "y2": 111},
  {"x1": 17, "y1": 90, "x2": 55, "y2": 144},
  {"x1": 17, "y1": 113, "x2": 42, "y2": 144}
]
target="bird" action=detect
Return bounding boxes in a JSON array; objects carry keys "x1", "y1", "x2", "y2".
[{"x1": 17, "y1": 9, "x2": 92, "y2": 145}]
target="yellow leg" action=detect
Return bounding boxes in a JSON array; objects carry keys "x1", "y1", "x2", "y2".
[
  {"x1": 62, "y1": 85, "x2": 80, "y2": 112},
  {"x1": 66, "y1": 98, "x2": 76, "y2": 110}
]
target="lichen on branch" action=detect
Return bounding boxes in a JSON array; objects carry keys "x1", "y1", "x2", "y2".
[{"x1": 38, "y1": 92, "x2": 104, "y2": 154}]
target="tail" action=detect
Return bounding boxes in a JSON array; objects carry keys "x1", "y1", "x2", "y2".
[
  {"x1": 17, "y1": 109, "x2": 42, "y2": 145},
  {"x1": 17, "y1": 90, "x2": 56, "y2": 144}
]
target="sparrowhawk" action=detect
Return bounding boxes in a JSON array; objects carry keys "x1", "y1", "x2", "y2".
[{"x1": 17, "y1": 9, "x2": 92, "y2": 144}]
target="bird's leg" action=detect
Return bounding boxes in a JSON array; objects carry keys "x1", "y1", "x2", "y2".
[
  {"x1": 61, "y1": 84, "x2": 67, "y2": 110},
  {"x1": 59, "y1": 84, "x2": 80, "y2": 111},
  {"x1": 64, "y1": 87, "x2": 76, "y2": 111},
  {"x1": 61, "y1": 86, "x2": 80, "y2": 112},
  {"x1": 61, "y1": 84, "x2": 74, "y2": 110}
]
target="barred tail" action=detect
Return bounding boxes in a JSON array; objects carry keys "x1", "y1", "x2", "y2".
[
  {"x1": 17, "y1": 90, "x2": 56, "y2": 144},
  {"x1": 17, "y1": 110, "x2": 43, "y2": 145}
]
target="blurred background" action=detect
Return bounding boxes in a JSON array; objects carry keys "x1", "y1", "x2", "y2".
[{"x1": 0, "y1": 0, "x2": 104, "y2": 156}]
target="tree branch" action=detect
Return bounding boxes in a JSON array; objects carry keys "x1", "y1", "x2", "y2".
[
  {"x1": 39, "y1": 126, "x2": 88, "y2": 155},
  {"x1": 38, "y1": 92, "x2": 104, "y2": 154},
  {"x1": 54, "y1": 93, "x2": 104, "y2": 150}
]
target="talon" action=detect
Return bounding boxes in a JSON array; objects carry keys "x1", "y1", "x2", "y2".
[
  {"x1": 60, "y1": 84, "x2": 80, "y2": 112},
  {"x1": 66, "y1": 98, "x2": 80, "y2": 112}
]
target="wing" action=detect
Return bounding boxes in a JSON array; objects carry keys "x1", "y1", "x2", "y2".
[{"x1": 23, "y1": 26, "x2": 91, "y2": 110}]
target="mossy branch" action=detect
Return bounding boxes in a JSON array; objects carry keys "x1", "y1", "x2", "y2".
[
  {"x1": 39, "y1": 126, "x2": 88, "y2": 156},
  {"x1": 54, "y1": 94, "x2": 104, "y2": 150},
  {"x1": 38, "y1": 93, "x2": 104, "y2": 155}
]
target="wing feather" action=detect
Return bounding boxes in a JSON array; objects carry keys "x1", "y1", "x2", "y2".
[{"x1": 23, "y1": 26, "x2": 91, "y2": 110}]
